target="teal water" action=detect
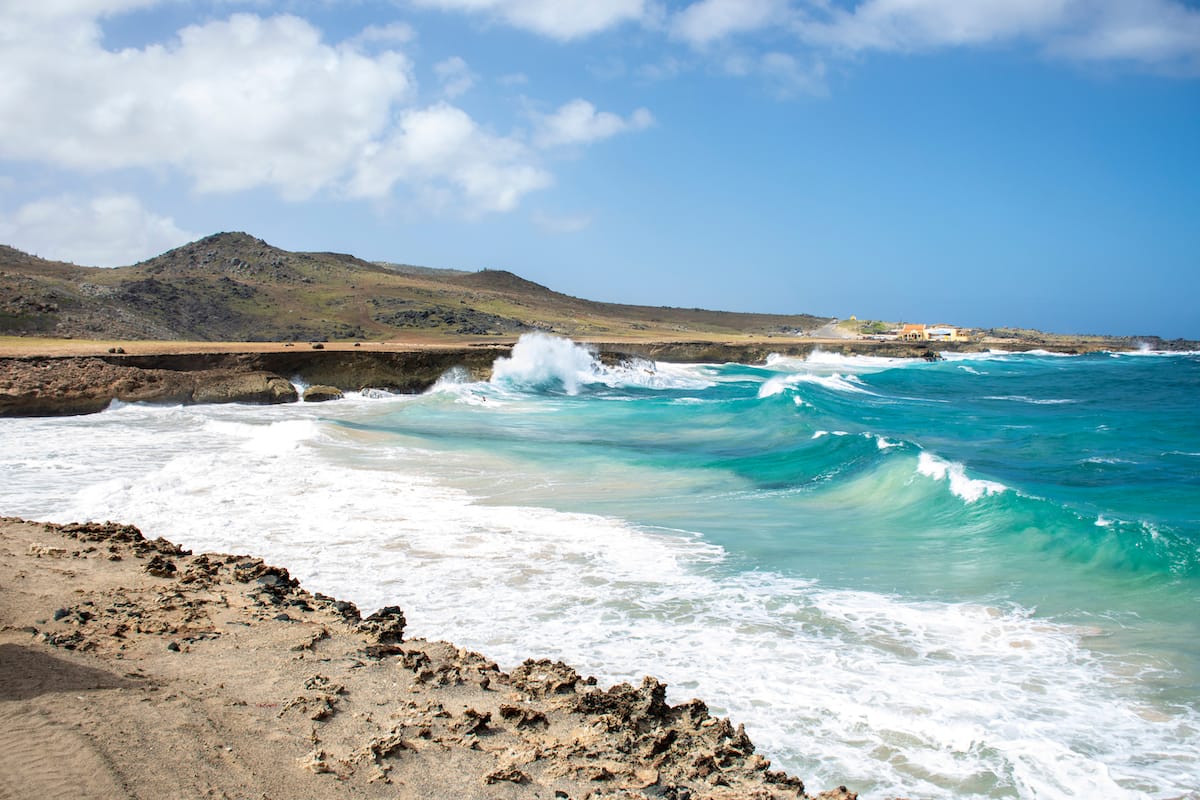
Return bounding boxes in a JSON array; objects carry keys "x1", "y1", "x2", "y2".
[
  {"x1": 373, "y1": 344, "x2": 1200, "y2": 638},
  {"x1": 2, "y1": 335, "x2": 1197, "y2": 797}
]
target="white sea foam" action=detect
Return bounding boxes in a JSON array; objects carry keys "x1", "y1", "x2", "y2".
[
  {"x1": 983, "y1": 395, "x2": 1077, "y2": 405},
  {"x1": 766, "y1": 350, "x2": 914, "y2": 374},
  {"x1": 1111, "y1": 346, "x2": 1200, "y2": 357},
  {"x1": 490, "y1": 332, "x2": 601, "y2": 394},
  {"x1": 489, "y1": 333, "x2": 713, "y2": 394},
  {"x1": 916, "y1": 452, "x2": 1008, "y2": 504},
  {"x1": 2, "y1": 402, "x2": 1197, "y2": 799},
  {"x1": 758, "y1": 372, "x2": 875, "y2": 399},
  {"x1": 938, "y1": 350, "x2": 1015, "y2": 362},
  {"x1": 1021, "y1": 349, "x2": 1076, "y2": 357}
]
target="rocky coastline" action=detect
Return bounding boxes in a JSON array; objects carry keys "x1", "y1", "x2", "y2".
[
  {"x1": 0, "y1": 347, "x2": 502, "y2": 416},
  {"x1": 0, "y1": 336, "x2": 1166, "y2": 417},
  {"x1": 0, "y1": 516, "x2": 865, "y2": 800}
]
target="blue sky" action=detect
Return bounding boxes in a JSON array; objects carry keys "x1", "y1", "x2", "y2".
[{"x1": 1, "y1": 1, "x2": 1198, "y2": 338}]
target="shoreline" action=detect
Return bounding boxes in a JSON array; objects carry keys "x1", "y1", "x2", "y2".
[
  {"x1": 0, "y1": 515, "x2": 861, "y2": 800},
  {"x1": 2, "y1": 335, "x2": 1187, "y2": 417}
]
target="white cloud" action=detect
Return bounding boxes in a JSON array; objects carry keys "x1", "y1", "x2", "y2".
[
  {"x1": 1048, "y1": 0, "x2": 1200, "y2": 69},
  {"x1": 348, "y1": 103, "x2": 553, "y2": 214},
  {"x1": 0, "y1": 11, "x2": 414, "y2": 199},
  {"x1": 0, "y1": 5, "x2": 613, "y2": 217},
  {"x1": 534, "y1": 99, "x2": 654, "y2": 148},
  {"x1": 797, "y1": 0, "x2": 1073, "y2": 51},
  {"x1": 795, "y1": 0, "x2": 1200, "y2": 71},
  {"x1": 354, "y1": 21, "x2": 418, "y2": 46},
  {"x1": 434, "y1": 56, "x2": 477, "y2": 98},
  {"x1": 662, "y1": 0, "x2": 1199, "y2": 75},
  {"x1": 531, "y1": 210, "x2": 593, "y2": 233},
  {"x1": 0, "y1": 194, "x2": 197, "y2": 267},
  {"x1": 672, "y1": 0, "x2": 787, "y2": 46},
  {"x1": 758, "y1": 51, "x2": 827, "y2": 97},
  {"x1": 407, "y1": 0, "x2": 650, "y2": 40}
]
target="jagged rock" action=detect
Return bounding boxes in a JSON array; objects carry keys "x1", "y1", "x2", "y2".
[
  {"x1": 191, "y1": 371, "x2": 298, "y2": 405},
  {"x1": 357, "y1": 605, "x2": 406, "y2": 644},
  {"x1": 511, "y1": 659, "x2": 585, "y2": 697},
  {"x1": 498, "y1": 704, "x2": 549, "y2": 730},
  {"x1": 485, "y1": 767, "x2": 529, "y2": 785},
  {"x1": 144, "y1": 554, "x2": 177, "y2": 578},
  {"x1": 452, "y1": 708, "x2": 491, "y2": 735},
  {"x1": 303, "y1": 385, "x2": 344, "y2": 403}
]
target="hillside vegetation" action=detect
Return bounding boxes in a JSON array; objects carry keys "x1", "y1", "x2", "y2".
[{"x1": 0, "y1": 233, "x2": 830, "y2": 343}]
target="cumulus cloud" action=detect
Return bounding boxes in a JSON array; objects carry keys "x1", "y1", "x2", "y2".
[
  {"x1": 434, "y1": 56, "x2": 477, "y2": 98},
  {"x1": 0, "y1": 4, "x2": 653, "y2": 218},
  {"x1": 0, "y1": 194, "x2": 197, "y2": 267},
  {"x1": 534, "y1": 99, "x2": 654, "y2": 148},
  {"x1": 407, "y1": 0, "x2": 650, "y2": 40},
  {"x1": 0, "y1": 11, "x2": 414, "y2": 199},
  {"x1": 348, "y1": 103, "x2": 553, "y2": 214},
  {"x1": 672, "y1": 0, "x2": 788, "y2": 47}
]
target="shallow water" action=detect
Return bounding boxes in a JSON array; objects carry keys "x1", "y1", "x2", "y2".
[{"x1": 2, "y1": 335, "x2": 1197, "y2": 798}]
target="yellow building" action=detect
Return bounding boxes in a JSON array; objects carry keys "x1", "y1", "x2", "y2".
[{"x1": 899, "y1": 323, "x2": 967, "y2": 342}]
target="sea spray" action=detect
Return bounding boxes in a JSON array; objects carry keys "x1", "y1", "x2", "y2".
[{"x1": 490, "y1": 332, "x2": 601, "y2": 394}]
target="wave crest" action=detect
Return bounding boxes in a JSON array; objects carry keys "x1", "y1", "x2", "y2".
[{"x1": 916, "y1": 452, "x2": 1008, "y2": 504}]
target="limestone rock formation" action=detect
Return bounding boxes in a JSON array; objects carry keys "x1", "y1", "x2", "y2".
[
  {"x1": 303, "y1": 385, "x2": 344, "y2": 403},
  {"x1": 190, "y1": 371, "x2": 298, "y2": 405}
]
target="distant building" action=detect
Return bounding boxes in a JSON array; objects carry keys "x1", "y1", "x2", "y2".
[
  {"x1": 899, "y1": 324, "x2": 967, "y2": 342},
  {"x1": 928, "y1": 326, "x2": 967, "y2": 342}
]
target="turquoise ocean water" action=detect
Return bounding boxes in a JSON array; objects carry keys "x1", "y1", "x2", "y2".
[{"x1": 2, "y1": 333, "x2": 1197, "y2": 798}]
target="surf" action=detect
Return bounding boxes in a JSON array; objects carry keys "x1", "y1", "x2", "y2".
[{"x1": 1, "y1": 336, "x2": 1198, "y2": 798}]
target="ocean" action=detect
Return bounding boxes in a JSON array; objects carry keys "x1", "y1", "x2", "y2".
[{"x1": 2, "y1": 333, "x2": 1197, "y2": 799}]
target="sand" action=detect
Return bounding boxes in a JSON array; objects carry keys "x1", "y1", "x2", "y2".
[{"x1": 0, "y1": 517, "x2": 863, "y2": 800}]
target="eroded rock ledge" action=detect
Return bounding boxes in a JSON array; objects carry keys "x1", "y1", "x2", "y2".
[
  {"x1": 0, "y1": 349, "x2": 503, "y2": 416},
  {"x1": 0, "y1": 516, "x2": 868, "y2": 800}
]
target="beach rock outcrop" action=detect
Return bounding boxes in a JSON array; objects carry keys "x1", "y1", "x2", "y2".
[
  {"x1": 1, "y1": 350, "x2": 499, "y2": 416},
  {"x1": 303, "y1": 384, "x2": 344, "y2": 402},
  {"x1": 190, "y1": 371, "x2": 298, "y2": 405},
  {"x1": 357, "y1": 605, "x2": 406, "y2": 644}
]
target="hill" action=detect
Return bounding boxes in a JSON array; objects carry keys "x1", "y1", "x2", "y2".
[{"x1": 0, "y1": 233, "x2": 830, "y2": 342}]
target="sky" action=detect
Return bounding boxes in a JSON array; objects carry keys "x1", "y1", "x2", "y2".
[{"x1": 1, "y1": 1, "x2": 1198, "y2": 338}]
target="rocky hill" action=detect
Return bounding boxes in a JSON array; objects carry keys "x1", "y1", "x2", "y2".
[{"x1": 0, "y1": 233, "x2": 831, "y2": 342}]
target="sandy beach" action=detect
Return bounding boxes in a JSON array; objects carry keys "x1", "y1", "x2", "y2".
[{"x1": 0, "y1": 516, "x2": 860, "y2": 800}]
